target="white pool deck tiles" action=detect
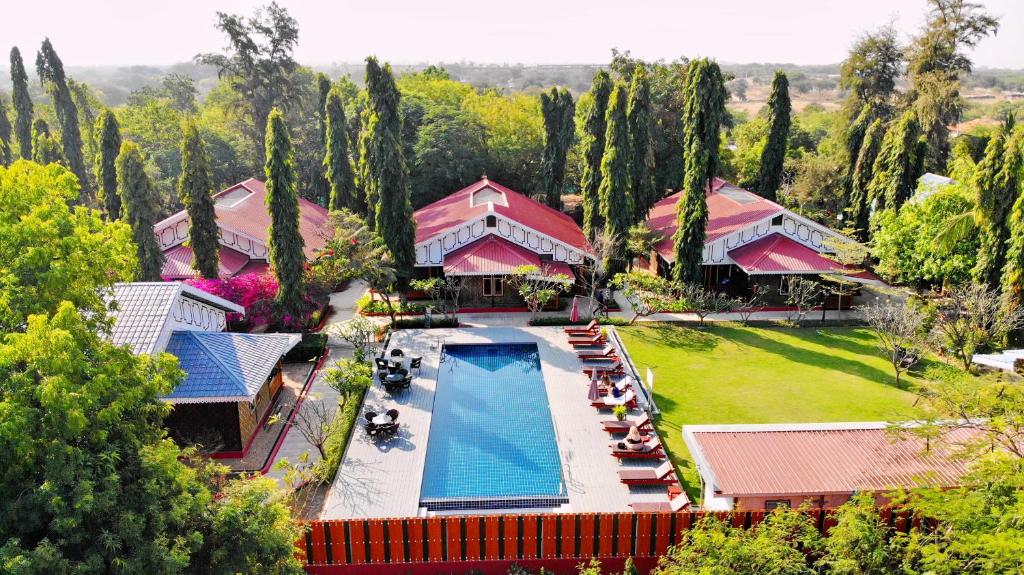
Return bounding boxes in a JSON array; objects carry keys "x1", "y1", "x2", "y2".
[{"x1": 321, "y1": 326, "x2": 664, "y2": 519}]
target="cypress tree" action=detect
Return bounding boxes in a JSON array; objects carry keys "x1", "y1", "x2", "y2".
[
  {"x1": 10, "y1": 47, "x2": 33, "y2": 160},
  {"x1": 867, "y1": 110, "x2": 921, "y2": 211},
  {"x1": 36, "y1": 38, "x2": 89, "y2": 197},
  {"x1": 539, "y1": 87, "x2": 575, "y2": 209},
  {"x1": 94, "y1": 110, "x2": 122, "y2": 219},
  {"x1": 363, "y1": 57, "x2": 416, "y2": 287},
  {"x1": 179, "y1": 121, "x2": 221, "y2": 279},
  {"x1": 627, "y1": 64, "x2": 657, "y2": 222},
  {"x1": 324, "y1": 87, "x2": 357, "y2": 212},
  {"x1": 1001, "y1": 133, "x2": 1024, "y2": 314},
  {"x1": 673, "y1": 59, "x2": 726, "y2": 286},
  {"x1": 755, "y1": 71, "x2": 791, "y2": 202},
  {"x1": 31, "y1": 119, "x2": 64, "y2": 165},
  {"x1": 597, "y1": 84, "x2": 633, "y2": 272},
  {"x1": 974, "y1": 123, "x2": 1022, "y2": 288},
  {"x1": 847, "y1": 118, "x2": 885, "y2": 241},
  {"x1": 264, "y1": 108, "x2": 306, "y2": 315},
  {"x1": 579, "y1": 71, "x2": 613, "y2": 237},
  {"x1": 116, "y1": 141, "x2": 164, "y2": 281},
  {"x1": 313, "y1": 72, "x2": 332, "y2": 207},
  {"x1": 0, "y1": 96, "x2": 11, "y2": 166}
]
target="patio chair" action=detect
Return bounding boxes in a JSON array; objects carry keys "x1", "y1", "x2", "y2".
[
  {"x1": 375, "y1": 421, "x2": 399, "y2": 439},
  {"x1": 617, "y1": 461, "x2": 678, "y2": 485},
  {"x1": 374, "y1": 357, "x2": 390, "y2": 371},
  {"x1": 376, "y1": 370, "x2": 389, "y2": 384},
  {"x1": 609, "y1": 437, "x2": 664, "y2": 459},
  {"x1": 409, "y1": 356, "x2": 422, "y2": 375},
  {"x1": 386, "y1": 409, "x2": 399, "y2": 422},
  {"x1": 602, "y1": 415, "x2": 653, "y2": 434},
  {"x1": 390, "y1": 348, "x2": 404, "y2": 358},
  {"x1": 384, "y1": 377, "x2": 411, "y2": 394},
  {"x1": 363, "y1": 411, "x2": 379, "y2": 437},
  {"x1": 629, "y1": 487, "x2": 691, "y2": 512},
  {"x1": 592, "y1": 390, "x2": 637, "y2": 410},
  {"x1": 564, "y1": 319, "x2": 598, "y2": 335}
]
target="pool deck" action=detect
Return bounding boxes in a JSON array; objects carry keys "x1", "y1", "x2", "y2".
[{"x1": 321, "y1": 326, "x2": 663, "y2": 519}]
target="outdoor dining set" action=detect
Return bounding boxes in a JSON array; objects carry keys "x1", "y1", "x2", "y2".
[{"x1": 364, "y1": 348, "x2": 422, "y2": 441}]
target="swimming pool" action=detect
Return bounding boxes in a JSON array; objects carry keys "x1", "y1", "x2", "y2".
[{"x1": 420, "y1": 343, "x2": 567, "y2": 511}]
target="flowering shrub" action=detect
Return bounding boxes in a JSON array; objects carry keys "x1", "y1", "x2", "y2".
[{"x1": 187, "y1": 272, "x2": 326, "y2": 331}]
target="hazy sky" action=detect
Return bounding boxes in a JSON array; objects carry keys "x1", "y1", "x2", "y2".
[{"x1": 4, "y1": 0, "x2": 1023, "y2": 68}]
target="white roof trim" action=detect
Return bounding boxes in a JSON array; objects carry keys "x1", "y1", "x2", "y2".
[{"x1": 415, "y1": 216, "x2": 593, "y2": 261}]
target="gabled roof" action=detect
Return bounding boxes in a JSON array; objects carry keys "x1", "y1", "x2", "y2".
[
  {"x1": 684, "y1": 422, "x2": 976, "y2": 497},
  {"x1": 414, "y1": 178, "x2": 589, "y2": 252},
  {"x1": 443, "y1": 235, "x2": 574, "y2": 280},
  {"x1": 163, "y1": 331, "x2": 299, "y2": 403},
  {"x1": 155, "y1": 178, "x2": 330, "y2": 259},
  {"x1": 161, "y1": 244, "x2": 252, "y2": 280},
  {"x1": 107, "y1": 282, "x2": 243, "y2": 355},
  {"x1": 728, "y1": 234, "x2": 851, "y2": 275},
  {"x1": 648, "y1": 178, "x2": 784, "y2": 262}
]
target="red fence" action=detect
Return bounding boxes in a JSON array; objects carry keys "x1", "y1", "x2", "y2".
[{"x1": 299, "y1": 508, "x2": 917, "y2": 574}]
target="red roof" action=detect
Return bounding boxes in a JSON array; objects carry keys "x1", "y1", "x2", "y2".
[
  {"x1": 728, "y1": 234, "x2": 852, "y2": 275},
  {"x1": 687, "y1": 424, "x2": 976, "y2": 497},
  {"x1": 648, "y1": 178, "x2": 783, "y2": 261},
  {"x1": 161, "y1": 244, "x2": 251, "y2": 280},
  {"x1": 414, "y1": 179, "x2": 589, "y2": 252},
  {"x1": 443, "y1": 235, "x2": 574, "y2": 279}
]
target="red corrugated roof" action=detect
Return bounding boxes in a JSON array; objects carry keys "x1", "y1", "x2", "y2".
[
  {"x1": 690, "y1": 425, "x2": 976, "y2": 497},
  {"x1": 414, "y1": 179, "x2": 589, "y2": 251},
  {"x1": 728, "y1": 234, "x2": 852, "y2": 275},
  {"x1": 160, "y1": 244, "x2": 251, "y2": 280},
  {"x1": 443, "y1": 235, "x2": 574, "y2": 280},
  {"x1": 649, "y1": 178, "x2": 783, "y2": 261}
]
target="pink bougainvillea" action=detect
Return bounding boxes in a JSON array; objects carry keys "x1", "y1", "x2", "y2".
[{"x1": 187, "y1": 272, "x2": 326, "y2": 331}]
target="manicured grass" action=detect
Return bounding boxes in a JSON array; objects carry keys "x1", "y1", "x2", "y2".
[{"x1": 617, "y1": 323, "x2": 930, "y2": 500}]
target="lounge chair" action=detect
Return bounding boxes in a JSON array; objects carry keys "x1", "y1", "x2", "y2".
[
  {"x1": 580, "y1": 353, "x2": 621, "y2": 363},
  {"x1": 599, "y1": 382, "x2": 633, "y2": 396},
  {"x1": 617, "y1": 461, "x2": 677, "y2": 485},
  {"x1": 564, "y1": 319, "x2": 598, "y2": 335},
  {"x1": 577, "y1": 347, "x2": 616, "y2": 360},
  {"x1": 591, "y1": 390, "x2": 637, "y2": 410},
  {"x1": 569, "y1": 333, "x2": 606, "y2": 347},
  {"x1": 609, "y1": 438, "x2": 664, "y2": 459},
  {"x1": 583, "y1": 361, "x2": 625, "y2": 377},
  {"x1": 602, "y1": 415, "x2": 653, "y2": 433},
  {"x1": 629, "y1": 488, "x2": 691, "y2": 512}
]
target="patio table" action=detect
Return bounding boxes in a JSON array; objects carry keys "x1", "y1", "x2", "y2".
[{"x1": 372, "y1": 414, "x2": 393, "y2": 425}]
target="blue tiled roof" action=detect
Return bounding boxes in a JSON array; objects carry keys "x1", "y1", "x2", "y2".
[{"x1": 163, "y1": 331, "x2": 300, "y2": 403}]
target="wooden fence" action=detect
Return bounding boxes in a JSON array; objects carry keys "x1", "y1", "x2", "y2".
[{"x1": 299, "y1": 508, "x2": 917, "y2": 571}]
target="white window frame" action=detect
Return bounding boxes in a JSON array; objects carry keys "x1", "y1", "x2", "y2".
[{"x1": 482, "y1": 275, "x2": 503, "y2": 297}]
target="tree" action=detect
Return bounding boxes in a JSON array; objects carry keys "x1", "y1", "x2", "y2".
[
  {"x1": 785, "y1": 277, "x2": 824, "y2": 327},
  {"x1": 9, "y1": 47, "x2": 34, "y2": 160},
  {"x1": 867, "y1": 111, "x2": 922, "y2": 212},
  {"x1": 117, "y1": 141, "x2": 165, "y2": 281},
  {"x1": 932, "y1": 283, "x2": 1024, "y2": 371},
  {"x1": 330, "y1": 317, "x2": 377, "y2": 362},
  {"x1": 972, "y1": 124, "x2": 1021, "y2": 289},
  {"x1": 179, "y1": 121, "x2": 221, "y2": 279},
  {"x1": 505, "y1": 264, "x2": 570, "y2": 322},
  {"x1": 598, "y1": 84, "x2": 633, "y2": 273},
  {"x1": 539, "y1": 87, "x2": 575, "y2": 209},
  {"x1": 31, "y1": 118, "x2": 64, "y2": 165},
  {"x1": 0, "y1": 96, "x2": 11, "y2": 166},
  {"x1": 627, "y1": 64, "x2": 657, "y2": 222},
  {"x1": 290, "y1": 397, "x2": 337, "y2": 460},
  {"x1": 196, "y1": 2, "x2": 301, "y2": 165},
  {"x1": 862, "y1": 299, "x2": 925, "y2": 386},
  {"x1": 409, "y1": 107, "x2": 487, "y2": 208},
  {"x1": 680, "y1": 283, "x2": 738, "y2": 326},
  {"x1": 847, "y1": 118, "x2": 885, "y2": 240},
  {"x1": 736, "y1": 285, "x2": 768, "y2": 325},
  {"x1": 410, "y1": 277, "x2": 463, "y2": 322},
  {"x1": 755, "y1": 71, "x2": 791, "y2": 202},
  {"x1": 612, "y1": 272, "x2": 675, "y2": 325},
  {"x1": 324, "y1": 87, "x2": 358, "y2": 212},
  {"x1": 311, "y1": 72, "x2": 332, "y2": 207},
  {"x1": 839, "y1": 26, "x2": 902, "y2": 112},
  {"x1": 322, "y1": 358, "x2": 373, "y2": 405},
  {"x1": 94, "y1": 110, "x2": 122, "y2": 219},
  {"x1": 264, "y1": 108, "x2": 305, "y2": 315},
  {"x1": 1002, "y1": 182, "x2": 1024, "y2": 317},
  {"x1": 817, "y1": 493, "x2": 900, "y2": 575},
  {"x1": 673, "y1": 59, "x2": 726, "y2": 286},
  {"x1": 576, "y1": 230, "x2": 618, "y2": 319},
  {"x1": 363, "y1": 57, "x2": 416, "y2": 288},
  {"x1": 36, "y1": 38, "x2": 89, "y2": 197},
  {"x1": 579, "y1": 71, "x2": 613, "y2": 237}
]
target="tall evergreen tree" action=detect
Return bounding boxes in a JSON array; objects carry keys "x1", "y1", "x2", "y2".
[
  {"x1": 94, "y1": 110, "x2": 122, "y2": 219},
  {"x1": 974, "y1": 122, "x2": 1022, "y2": 288},
  {"x1": 312, "y1": 71, "x2": 332, "y2": 207},
  {"x1": 755, "y1": 71, "x2": 791, "y2": 202},
  {"x1": 598, "y1": 84, "x2": 633, "y2": 272},
  {"x1": 1001, "y1": 134, "x2": 1024, "y2": 314},
  {"x1": 867, "y1": 110, "x2": 921, "y2": 212},
  {"x1": 31, "y1": 119, "x2": 64, "y2": 165},
  {"x1": 36, "y1": 38, "x2": 89, "y2": 196},
  {"x1": 0, "y1": 96, "x2": 12, "y2": 166},
  {"x1": 627, "y1": 64, "x2": 657, "y2": 222},
  {"x1": 363, "y1": 57, "x2": 416, "y2": 287},
  {"x1": 10, "y1": 47, "x2": 33, "y2": 160},
  {"x1": 673, "y1": 59, "x2": 726, "y2": 286},
  {"x1": 842, "y1": 103, "x2": 879, "y2": 207},
  {"x1": 116, "y1": 141, "x2": 164, "y2": 281},
  {"x1": 539, "y1": 87, "x2": 575, "y2": 209},
  {"x1": 324, "y1": 87, "x2": 358, "y2": 212},
  {"x1": 264, "y1": 108, "x2": 306, "y2": 315},
  {"x1": 847, "y1": 118, "x2": 885, "y2": 241},
  {"x1": 179, "y1": 121, "x2": 221, "y2": 279},
  {"x1": 580, "y1": 71, "x2": 613, "y2": 237}
]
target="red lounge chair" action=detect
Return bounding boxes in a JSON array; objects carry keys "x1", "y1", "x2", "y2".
[
  {"x1": 568, "y1": 333, "x2": 605, "y2": 346},
  {"x1": 599, "y1": 383, "x2": 633, "y2": 396},
  {"x1": 592, "y1": 390, "x2": 637, "y2": 410},
  {"x1": 609, "y1": 438, "x2": 664, "y2": 459},
  {"x1": 617, "y1": 461, "x2": 677, "y2": 485},
  {"x1": 577, "y1": 347, "x2": 616, "y2": 359},
  {"x1": 629, "y1": 487, "x2": 691, "y2": 512},
  {"x1": 583, "y1": 362, "x2": 625, "y2": 377},
  {"x1": 564, "y1": 319, "x2": 598, "y2": 335},
  {"x1": 602, "y1": 415, "x2": 653, "y2": 433},
  {"x1": 580, "y1": 353, "x2": 621, "y2": 363}
]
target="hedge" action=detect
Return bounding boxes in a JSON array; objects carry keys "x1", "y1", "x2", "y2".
[
  {"x1": 528, "y1": 316, "x2": 630, "y2": 327},
  {"x1": 283, "y1": 333, "x2": 328, "y2": 362},
  {"x1": 317, "y1": 384, "x2": 367, "y2": 483},
  {"x1": 355, "y1": 294, "x2": 429, "y2": 315},
  {"x1": 393, "y1": 317, "x2": 460, "y2": 329}
]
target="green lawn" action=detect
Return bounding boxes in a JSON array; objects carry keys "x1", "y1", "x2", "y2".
[{"x1": 616, "y1": 323, "x2": 929, "y2": 499}]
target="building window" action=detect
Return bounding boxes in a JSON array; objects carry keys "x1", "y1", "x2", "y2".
[
  {"x1": 247, "y1": 401, "x2": 256, "y2": 415},
  {"x1": 482, "y1": 275, "x2": 503, "y2": 297},
  {"x1": 771, "y1": 214, "x2": 784, "y2": 226},
  {"x1": 765, "y1": 499, "x2": 791, "y2": 511},
  {"x1": 486, "y1": 215, "x2": 497, "y2": 228},
  {"x1": 779, "y1": 275, "x2": 792, "y2": 295}
]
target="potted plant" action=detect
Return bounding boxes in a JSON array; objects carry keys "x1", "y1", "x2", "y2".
[{"x1": 613, "y1": 405, "x2": 627, "y2": 421}]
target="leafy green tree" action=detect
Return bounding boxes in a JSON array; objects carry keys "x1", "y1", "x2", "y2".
[
  {"x1": 627, "y1": 65, "x2": 657, "y2": 222},
  {"x1": 94, "y1": 110, "x2": 123, "y2": 219},
  {"x1": 579, "y1": 70, "x2": 613, "y2": 237},
  {"x1": 0, "y1": 97, "x2": 11, "y2": 167},
  {"x1": 868, "y1": 111, "x2": 922, "y2": 211},
  {"x1": 848, "y1": 118, "x2": 885, "y2": 240},
  {"x1": 35, "y1": 38, "x2": 89, "y2": 197},
  {"x1": 1003, "y1": 181, "x2": 1024, "y2": 315},
  {"x1": 598, "y1": 84, "x2": 633, "y2": 273},
  {"x1": 754, "y1": 71, "x2": 791, "y2": 202},
  {"x1": 539, "y1": 87, "x2": 575, "y2": 208},
  {"x1": 816, "y1": 493, "x2": 899, "y2": 575},
  {"x1": 839, "y1": 26, "x2": 902, "y2": 113},
  {"x1": 179, "y1": 122, "x2": 221, "y2": 279},
  {"x1": 972, "y1": 124, "x2": 1021, "y2": 289},
  {"x1": 363, "y1": 57, "x2": 416, "y2": 287},
  {"x1": 117, "y1": 141, "x2": 165, "y2": 281},
  {"x1": 324, "y1": 87, "x2": 358, "y2": 212},
  {"x1": 462, "y1": 90, "x2": 544, "y2": 194},
  {"x1": 264, "y1": 108, "x2": 305, "y2": 315},
  {"x1": 9, "y1": 47, "x2": 34, "y2": 160},
  {"x1": 31, "y1": 119, "x2": 64, "y2": 165},
  {"x1": 673, "y1": 59, "x2": 726, "y2": 285},
  {"x1": 409, "y1": 107, "x2": 487, "y2": 208}
]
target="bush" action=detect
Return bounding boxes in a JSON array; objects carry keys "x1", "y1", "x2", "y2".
[
  {"x1": 392, "y1": 317, "x2": 460, "y2": 329},
  {"x1": 283, "y1": 333, "x2": 327, "y2": 362},
  {"x1": 528, "y1": 316, "x2": 629, "y2": 326},
  {"x1": 355, "y1": 294, "x2": 429, "y2": 315},
  {"x1": 317, "y1": 384, "x2": 367, "y2": 483},
  {"x1": 187, "y1": 272, "x2": 327, "y2": 332}
]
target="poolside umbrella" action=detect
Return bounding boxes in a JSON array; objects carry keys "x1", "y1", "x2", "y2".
[
  {"x1": 570, "y1": 296, "x2": 580, "y2": 323},
  {"x1": 587, "y1": 374, "x2": 600, "y2": 401}
]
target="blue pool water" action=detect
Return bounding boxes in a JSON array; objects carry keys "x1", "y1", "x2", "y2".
[{"x1": 420, "y1": 343, "x2": 567, "y2": 510}]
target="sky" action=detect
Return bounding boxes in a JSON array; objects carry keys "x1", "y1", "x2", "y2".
[{"x1": 3, "y1": 0, "x2": 1023, "y2": 69}]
